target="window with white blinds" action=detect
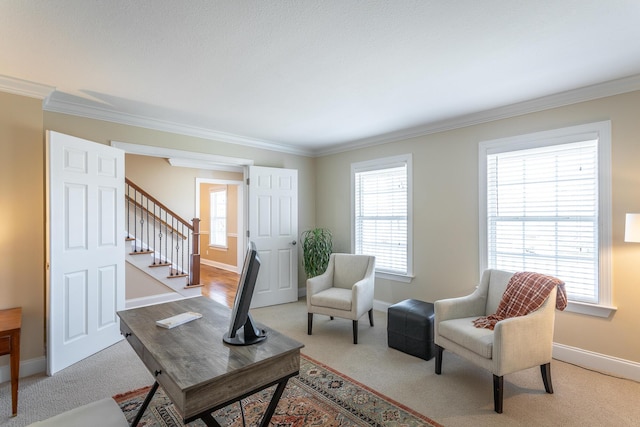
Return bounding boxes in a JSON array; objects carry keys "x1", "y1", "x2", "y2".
[
  {"x1": 480, "y1": 121, "x2": 612, "y2": 309},
  {"x1": 352, "y1": 154, "x2": 412, "y2": 279}
]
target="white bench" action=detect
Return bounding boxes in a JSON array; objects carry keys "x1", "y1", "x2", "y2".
[{"x1": 27, "y1": 398, "x2": 128, "y2": 427}]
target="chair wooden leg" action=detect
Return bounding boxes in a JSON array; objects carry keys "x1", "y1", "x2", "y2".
[
  {"x1": 435, "y1": 345, "x2": 443, "y2": 374},
  {"x1": 493, "y1": 375, "x2": 503, "y2": 413},
  {"x1": 307, "y1": 313, "x2": 313, "y2": 335},
  {"x1": 368, "y1": 309, "x2": 374, "y2": 326},
  {"x1": 352, "y1": 320, "x2": 358, "y2": 344},
  {"x1": 540, "y1": 363, "x2": 554, "y2": 394}
]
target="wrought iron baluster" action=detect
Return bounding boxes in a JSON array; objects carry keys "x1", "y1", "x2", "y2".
[
  {"x1": 145, "y1": 196, "x2": 150, "y2": 251},
  {"x1": 151, "y1": 202, "x2": 156, "y2": 265},
  {"x1": 187, "y1": 225, "x2": 191, "y2": 282},
  {"x1": 181, "y1": 223, "x2": 185, "y2": 274},
  {"x1": 170, "y1": 217, "x2": 175, "y2": 276},
  {"x1": 164, "y1": 211, "x2": 169, "y2": 262},
  {"x1": 126, "y1": 183, "x2": 130, "y2": 240},
  {"x1": 133, "y1": 188, "x2": 138, "y2": 252}
]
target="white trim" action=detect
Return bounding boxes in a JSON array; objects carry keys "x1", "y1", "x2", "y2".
[
  {"x1": 168, "y1": 158, "x2": 244, "y2": 172},
  {"x1": 317, "y1": 74, "x2": 640, "y2": 156},
  {"x1": 37, "y1": 73, "x2": 640, "y2": 158},
  {"x1": 45, "y1": 92, "x2": 311, "y2": 156},
  {"x1": 553, "y1": 343, "x2": 640, "y2": 383},
  {"x1": 200, "y1": 258, "x2": 240, "y2": 274},
  {"x1": 0, "y1": 356, "x2": 47, "y2": 382},
  {"x1": 376, "y1": 271, "x2": 414, "y2": 283},
  {"x1": 0, "y1": 74, "x2": 55, "y2": 100},
  {"x1": 565, "y1": 300, "x2": 617, "y2": 318}
]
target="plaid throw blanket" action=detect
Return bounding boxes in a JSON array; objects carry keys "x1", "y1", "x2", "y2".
[{"x1": 473, "y1": 272, "x2": 567, "y2": 330}]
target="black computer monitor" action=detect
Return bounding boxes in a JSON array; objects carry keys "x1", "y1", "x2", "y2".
[{"x1": 222, "y1": 242, "x2": 267, "y2": 346}]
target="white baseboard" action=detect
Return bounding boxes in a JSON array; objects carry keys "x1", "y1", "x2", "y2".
[
  {"x1": 374, "y1": 299, "x2": 392, "y2": 313},
  {"x1": 0, "y1": 356, "x2": 47, "y2": 382},
  {"x1": 200, "y1": 258, "x2": 239, "y2": 274},
  {"x1": 553, "y1": 343, "x2": 640, "y2": 382}
]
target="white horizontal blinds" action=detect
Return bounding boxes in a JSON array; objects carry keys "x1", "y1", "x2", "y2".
[
  {"x1": 355, "y1": 162, "x2": 408, "y2": 275},
  {"x1": 487, "y1": 139, "x2": 599, "y2": 303}
]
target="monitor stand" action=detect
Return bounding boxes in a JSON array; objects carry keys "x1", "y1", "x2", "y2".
[{"x1": 223, "y1": 314, "x2": 268, "y2": 346}]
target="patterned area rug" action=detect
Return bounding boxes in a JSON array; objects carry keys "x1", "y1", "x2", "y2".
[{"x1": 114, "y1": 354, "x2": 442, "y2": 426}]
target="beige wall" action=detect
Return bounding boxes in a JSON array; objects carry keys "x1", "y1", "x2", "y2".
[
  {"x1": 3, "y1": 88, "x2": 639, "y2": 372},
  {"x1": 316, "y1": 90, "x2": 640, "y2": 363},
  {"x1": 125, "y1": 263, "x2": 171, "y2": 299},
  {"x1": 0, "y1": 92, "x2": 46, "y2": 362}
]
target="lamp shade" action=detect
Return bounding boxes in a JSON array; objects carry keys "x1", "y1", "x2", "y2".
[{"x1": 624, "y1": 213, "x2": 640, "y2": 242}]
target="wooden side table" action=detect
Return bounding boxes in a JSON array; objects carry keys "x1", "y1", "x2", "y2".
[{"x1": 0, "y1": 307, "x2": 21, "y2": 417}]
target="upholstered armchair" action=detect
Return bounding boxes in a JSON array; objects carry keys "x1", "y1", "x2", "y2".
[
  {"x1": 434, "y1": 269, "x2": 564, "y2": 413},
  {"x1": 306, "y1": 253, "x2": 375, "y2": 344}
]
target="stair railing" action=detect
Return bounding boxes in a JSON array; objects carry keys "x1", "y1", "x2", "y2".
[{"x1": 125, "y1": 178, "x2": 201, "y2": 288}]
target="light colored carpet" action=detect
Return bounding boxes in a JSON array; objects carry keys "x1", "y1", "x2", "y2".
[
  {"x1": 2, "y1": 298, "x2": 640, "y2": 426},
  {"x1": 0, "y1": 340, "x2": 153, "y2": 427}
]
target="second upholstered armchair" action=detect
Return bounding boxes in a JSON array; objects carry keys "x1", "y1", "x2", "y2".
[
  {"x1": 434, "y1": 269, "x2": 565, "y2": 413},
  {"x1": 306, "y1": 253, "x2": 376, "y2": 344}
]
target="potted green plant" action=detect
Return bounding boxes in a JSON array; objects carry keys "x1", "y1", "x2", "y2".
[{"x1": 301, "y1": 228, "x2": 333, "y2": 278}]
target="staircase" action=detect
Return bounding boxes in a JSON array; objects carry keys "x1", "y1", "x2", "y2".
[{"x1": 125, "y1": 178, "x2": 202, "y2": 300}]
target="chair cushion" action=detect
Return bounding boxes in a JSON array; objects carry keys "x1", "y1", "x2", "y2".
[
  {"x1": 27, "y1": 398, "x2": 128, "y2": 427},
  {"x1": 438, "y1": 317, "x2": 494, "y2": 359},
  {"x1": 310, "y1": 287, "x2": 352, "y2": 311}
]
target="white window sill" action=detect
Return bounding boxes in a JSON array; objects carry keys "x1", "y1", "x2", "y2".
[
  {"x1": 565, "y1": 301, "x2": 617, "y2": 318},
  {"x1": 375, "y1": 271, "x2": 414, "y2": 283},
  {"x1": 208, "y1": 245, "x2": 229, "y2": 251}
]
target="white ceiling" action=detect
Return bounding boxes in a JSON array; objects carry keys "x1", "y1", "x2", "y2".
[{"x1": 2, "y1": 1, "x2": 640, "y2": 156}]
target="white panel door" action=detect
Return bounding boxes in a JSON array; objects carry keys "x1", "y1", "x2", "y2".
[
  {"x1": 47, "y1": 131, "x2": 125, "y2": 375},
  {"x1": 249, "y1": 166, "x2": 298, "y2": 308}
]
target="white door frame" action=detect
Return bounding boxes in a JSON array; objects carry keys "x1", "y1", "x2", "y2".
[{"x1": 195, "y1": 178, "x2": 245, "y2": 273}]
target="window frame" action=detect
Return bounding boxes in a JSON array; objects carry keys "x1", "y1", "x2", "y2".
[
  {"x1": 351, "y1": 154, "x2": 413, "y2": 283},
  {"x1": 479, "y1": 121, "x2": 615, "y2": 317}
]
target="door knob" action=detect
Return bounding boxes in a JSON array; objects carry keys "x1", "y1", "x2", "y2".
[{"x1": 291, "y1": 240, "x2": 297, "y2": 245}]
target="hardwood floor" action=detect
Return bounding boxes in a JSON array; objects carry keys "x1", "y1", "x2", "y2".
[{"x1": 200, "y1": 264, "x2": 239, "y2": 308}]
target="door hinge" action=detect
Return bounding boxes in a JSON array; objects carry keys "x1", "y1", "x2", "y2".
[
  {"x1": 247, "y1": 230, "x2": 250, "y2": 238},
  {"x1": 246, "y1": 177, "x2": 250, "y2": 186}
]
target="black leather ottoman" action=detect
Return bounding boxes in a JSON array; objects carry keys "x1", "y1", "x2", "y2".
[{"x1": 387, "y1": 299, "x2": 435, "y2": 360}]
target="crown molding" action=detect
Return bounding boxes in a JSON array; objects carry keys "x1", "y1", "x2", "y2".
[
  {"x1": 41, "y1": 73, "x2": 640, "y2": 158},
  {"x1": 316, "y1": 74, "x2": 640, "y2": 157},
  {"x1": 0, "y1": 75, "x2": 55, "y2": 100},
  {"x1": 44, "y1": 94, "x2": 313, "y2": 157}
]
